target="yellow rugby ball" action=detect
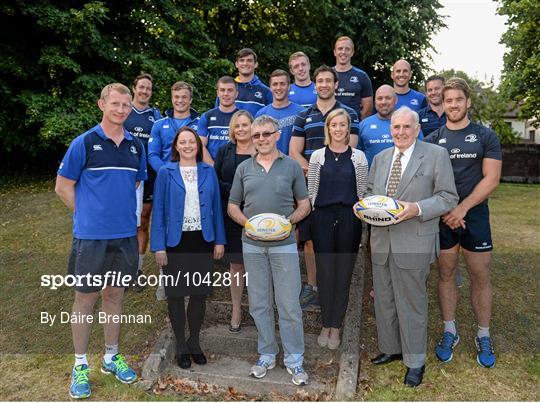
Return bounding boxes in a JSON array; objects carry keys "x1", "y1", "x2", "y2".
[
  {"x1": 353, "y1": 195, "x2": 404, "y2": 226},
  {"x1": 245, "y1": 213, "x2": 292, "y2": 241}
]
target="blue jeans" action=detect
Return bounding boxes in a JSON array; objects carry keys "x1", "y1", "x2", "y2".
[{"x1": 242, "y1": 241, "x2": 304, "y2": 368}]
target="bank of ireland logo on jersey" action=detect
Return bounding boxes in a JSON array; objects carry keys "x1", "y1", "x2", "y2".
[
  {"x1": 134, "y1": 126, "x2": 143, "y2": 133},
  {"x1": 350, "y1": 76, "x2": 359, "y2": 83},
  {"x1": 410, "y1": 99, "x2": 419, "y2": 106},
  {"x1": 451, "y1": 148, "x2": 460, "y2": 154},
  {"x1": 130, "y1": 146, "x2": 138, "y2": 154},
  {"x1": 254, "y1": 91, "x2": 263, "y2": 99},
  {"x1": 465, "y1": 134, "x2": 478, "y2": 143}
]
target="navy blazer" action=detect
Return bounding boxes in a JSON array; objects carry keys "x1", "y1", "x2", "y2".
[{"x1": 150, "y1": 161, "x2": 227, "y2": 252}]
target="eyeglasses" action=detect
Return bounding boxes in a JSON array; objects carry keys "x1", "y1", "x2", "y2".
[{"x1": 251, "y1": 131, "x2": 276, "y2": 140}]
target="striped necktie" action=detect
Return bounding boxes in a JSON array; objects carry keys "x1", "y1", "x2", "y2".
[{"x1": 387, "y1": 152, "x2": 402, "y2": 197}]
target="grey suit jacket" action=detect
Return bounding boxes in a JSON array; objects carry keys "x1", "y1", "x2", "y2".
[{"x1": 368, "y1": 140, "x2": 459, "y2": 269}]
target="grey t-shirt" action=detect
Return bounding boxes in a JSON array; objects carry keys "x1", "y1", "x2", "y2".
[{"x1": 229, "y1": 152, "x2": 309, "y2": 246}]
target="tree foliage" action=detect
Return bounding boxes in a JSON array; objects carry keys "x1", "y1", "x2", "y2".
[
  {"x1": 439, "y1": 69, "x2": 519, "y2": 144},
  {"x1": 498, "y1": 0, "x2": 540, "y2": 125},
  {"x1": 0, "y1": 0, "x2": 445, "y2": 168}
]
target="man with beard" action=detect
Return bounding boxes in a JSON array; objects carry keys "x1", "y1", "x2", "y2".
[
  {"x1": 392, "y1": 59, "x2": 427, "y2": 112},
  {"x1": 290, "y1": 65, "x2": 359, "y2": 309},
  {"x1": 425, "y1": 77, "x2": 502, "y2": 369},
  {"x1": 418, "y1": 75, "x2": 447, "y2": 136},
  {"x1": 256, "y1": 69, "x2": 304, "y2": 154}
]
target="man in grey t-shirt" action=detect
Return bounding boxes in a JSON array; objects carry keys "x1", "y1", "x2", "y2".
[{"x1": 228, "y1": 115, "x2": 311, "y2": 386}]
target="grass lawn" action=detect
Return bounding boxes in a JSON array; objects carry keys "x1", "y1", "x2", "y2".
[{"x1": 0, "y1": 180, "x2": 538, "y2": 400}]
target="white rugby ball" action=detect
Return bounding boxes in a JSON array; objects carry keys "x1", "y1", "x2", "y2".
[
  {"x1": 245, "y1": 213, "x2": 292, "y2": 241},
  {"x1": 353, "y1": 195, "x2": 404, "y2": 226}
]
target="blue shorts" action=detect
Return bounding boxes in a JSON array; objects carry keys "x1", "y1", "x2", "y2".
[
  {"x1": 67, "y1": 236, "x2": 138, "y2": 293},
  {"x1": 439, "y1": 204, "x2": 493, "y2": 252}
]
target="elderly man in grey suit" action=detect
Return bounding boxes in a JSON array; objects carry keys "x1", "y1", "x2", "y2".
[{"x1": 367, "y1": 106, "x2": 458, "y2": 387}]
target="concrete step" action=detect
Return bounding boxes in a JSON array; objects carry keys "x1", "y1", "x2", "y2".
[
  {"x1": 161, "y1": 355, "x2": 334, "y2": 398},
  {"x1": 205, "y1": 299, "x2": 321, "y2": 334},
  {"x1": 200, "y1": 324, "x2": 336, "y2": 366}
]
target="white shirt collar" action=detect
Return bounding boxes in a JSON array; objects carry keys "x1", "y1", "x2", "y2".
[{"x1": 392, "y1": 141, "x2": 416, "y2": 160}]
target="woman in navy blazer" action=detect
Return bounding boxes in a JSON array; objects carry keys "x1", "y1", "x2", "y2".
[{"x1": 151, "y1": 127, "x2": 226, "y2": 370}]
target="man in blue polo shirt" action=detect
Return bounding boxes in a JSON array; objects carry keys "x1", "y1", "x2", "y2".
[
  {"x1": 392, "y1": 59, "x2": 427, "y2": 112},
  {"x1": 333, "y1": 36, "x2": 373, "y2": 119},
  {"x1": 55, "y1": 83, "x2": 147, "y2": 399},
  {"x1": 148, "y1": 81, "x2": 199, "y2": 173},
  {"x1": 288, "y1": 51, "x2": 317, "y2": 108},
  {"x1": 256, "y1": 69, "x2": 304, "y2": 154},
  {"x1": 216, "y1": 48, "x2": 272, "y2": 116},
  {"x1": 124, "y1": 73, "x2": 162, "y2": 291},
  {"x1": 418, "y1": 75, "x2": 447, "y2": 136},
  {"x1": 199, "y1": 76, "x2": 240, "y2": 164},
  {"x1": 359, "y1": 85, "x2": 424, "y2": 167},
  {"x1": 290, "y1": 65, "x2": 360, "y2": 309}
]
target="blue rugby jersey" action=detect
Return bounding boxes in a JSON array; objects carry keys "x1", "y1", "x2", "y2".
[
  {"x1": 395, "y1": 89, "x2": 427, "y2": 112},
  {"x1": 288, "y1": 82, "x2": 317, "y2": 108},
  {"x1": 334, "y1": 66, "x2": 373, "y2": 118},
  {"x1": 291, "y1": 101, "x2": 359, "y2": 158},
  {"x1": 256, "y1": 102, "x2": 305, "y2": 154},
  {"x1": 147, "y1": 108, "x2": 199, "y2": 172},
  {"x1": 58, "y1": 125, "x2": 147, "y2": 239},
  {"x1": 197, "y1": 107, "x2": 239, "y2": 159}
]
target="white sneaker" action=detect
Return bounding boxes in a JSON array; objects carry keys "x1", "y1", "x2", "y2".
[
  {"x1": 249, "y1": 359, "x2": 276, "y2": 379},
  {"x1": 287, "y1": 365, "x2": 309, "y2": 386}
]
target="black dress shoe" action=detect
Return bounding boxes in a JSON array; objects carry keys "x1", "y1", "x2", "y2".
[
  {"x1": 404, "y1": 365, "x2": 425, "y2": 387},
  {"x1": 371, "y1": 353, "x2": 403, "y2": 365},
  {"x1": 191, "y1": 352, "x2": 207, "y2": 365},
  {"x1": 177, "y1": 353, "x2": 191, "y2": 369}
]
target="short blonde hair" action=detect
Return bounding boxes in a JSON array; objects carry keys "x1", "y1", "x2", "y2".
[
  {"x1": 228, "y1": 110, "x2": 254, "y2": 143},
  {"x1": 100, "y1": 83, "x2": 131, "y2": 101},
  {"x1": 324, "y1": 108, "x2": 351, "y2": 146},
  {"x1": 288, "y1": 51, "x2": 310, "y2": 68},
  {"x1": 334, "y1": 36, "x2": 355, "y2": 50}
]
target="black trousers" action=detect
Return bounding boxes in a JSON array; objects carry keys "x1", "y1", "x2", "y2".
[
  {"x1": 167, "y1": 295, "x2": 206, "y2": 354},
  {"x1": 311, "y1": 205, "x2": 362, "y2": 328}
]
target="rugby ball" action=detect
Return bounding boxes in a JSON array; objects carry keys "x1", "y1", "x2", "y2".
[
  {"x1": 245, "y1": 213, "x2": 292, "y2": 241},
  {"x1": 353, "y1": 195, "x2": 404, "y2": 226}
]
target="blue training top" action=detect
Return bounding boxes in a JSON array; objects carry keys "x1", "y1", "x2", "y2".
[
  {"x1": 256, "y1": 102, "x2": 305, "y2": 154},
  {"x1": 147, "y1": 108, "x2": 200, "y2": 172},
  {"x1": 58, "y1": 124, "x2": 147, "y2": 240},
  {"x1": 288, "y1": 82, "x2": 317, "y2": 108},
  {"x1": 395, "y1": 89, "x2": 427, "y2": 112},
  {"x1": 197, "y1": 107, "x2": 239, "y2": 159}
]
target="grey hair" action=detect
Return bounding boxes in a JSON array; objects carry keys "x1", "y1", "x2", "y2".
[
  {"x1": 252, "y1": 114, "x2": 279, "y2": 132},
  {"x1": 391, "y1": 106, "x2": 419, "y2": 127}
]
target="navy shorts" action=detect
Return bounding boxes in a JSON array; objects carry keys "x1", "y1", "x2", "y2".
[
  {"x1": 142, "y1": 168, "x2": 156, "y2": 203},
  {"x1": 298, "y1": 212, "x2": 312, "y2": 242},
  {"x1": 67, "y1": 236, "x2": 138, "y2": 293},
  {"x1": 439, "y1": 204, "x2": 493, "y2": 252}
]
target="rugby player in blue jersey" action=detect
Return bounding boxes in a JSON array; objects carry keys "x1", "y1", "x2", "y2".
[
  {"x1": 124, "y1": 73, "x2": 162, "y2": 291},
  {"x1": 418, "y1": 75, "x2": 447, "y2": 136},
  {"x1": 288, "y1": 51, "x2": 317, "y2": 108},
  {"x1": 256, "y1": 69, "x2": 304, "y2": 154},
  {"x1": 56, "y1": 84, "x2": 146, "y2": 399},
  {"x1": 392, "y1": 59, "x2": 427, "y2": 112},
  {"x1": 333, "y1": 36, "x2": 373, "y2": 120},
  {"x1": 199, "y1": 76, "x2": 239, "y2": 164}
]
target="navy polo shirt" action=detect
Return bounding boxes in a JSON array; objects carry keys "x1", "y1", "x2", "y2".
[
  {"x1": 58, "y1": 124, "x2": 147, "y2": 240},
  {"x1": 418, "y1": 104, "x2": 447, "y2": 136},
  {"x1": 334, "y1": 66, "x2": 373, "y2": 117},
  {"x1": 291, "y1": 101, "x2": 359, "y2": 158}
]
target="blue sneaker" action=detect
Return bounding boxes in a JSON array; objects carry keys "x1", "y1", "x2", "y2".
[
  {"x1": 101, "y1": 354, "x2": 138, "y2": 383},
  {"x1": 475, "y1": 336, "x2": 496, "y2": 368},
  {"x1": 435, "y1": 332, "x2": 460, "y2": 362},
  {"x1": 70, "y1": 364, "x2": 91, "y2": 399}
]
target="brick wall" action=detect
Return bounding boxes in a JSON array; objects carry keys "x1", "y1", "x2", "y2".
[{"x1": 501, "y1": 144, "x2": 540, "y2": 183}]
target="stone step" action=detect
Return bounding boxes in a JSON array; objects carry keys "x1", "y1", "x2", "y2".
[
  {"x1": 161, "y1": 355, "x2": 334, "y2": 398},
  {"x1": 205, "y1": 299, "x2": 321, "y2": 334},
  {"x1": 200, "y1": 324, "x2": 336, "y2": 366}
]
